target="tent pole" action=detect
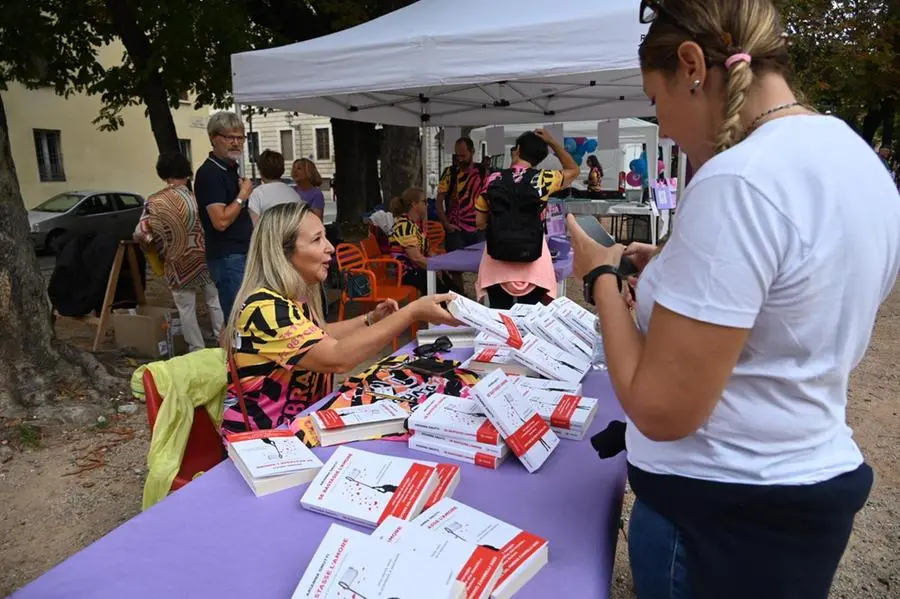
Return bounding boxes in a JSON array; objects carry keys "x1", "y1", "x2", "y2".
[
  {"x1": 234, "y1": 101, "x2": 246, "y2": 177},
  {"x1": 421, "y1": 125, "x2": 428, "y2": 197}
]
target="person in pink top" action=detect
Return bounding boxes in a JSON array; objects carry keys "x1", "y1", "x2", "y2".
[{"x1": 474, "y1": 130, "x2": 580, "y2": 309}]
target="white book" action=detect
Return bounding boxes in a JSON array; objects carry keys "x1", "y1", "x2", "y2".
[
  {"x1": 513, "y1": 334, "x2": 591, "y2": 384},
  {"x1": 511, "y1": 376, "x2": 582, "y2": 395},
  {"x1": 374, "y1": 516, "x2": 505, "y2": 599},
  {"x1": 301, "y1": 446, "x2": 439, "y2": 528},
  {"x1": 552, "y1": 426, "x2": 588, "y2": 441},
  {"x1": 311, "y1": 402, "x2": 409, "y2": 447},
  {"x1": 407, "y1": 394, "x2": 505, "y2": 450},
  {"x1": 470, "y1": 370, "x2": 559, "y2": 473},
  {"x1": 292, "y1": 523, "x2": 465, "y2": 599},
  {"x1": 473, "y1": 332, "x2": 498, "y2": 351},
  {"x1": 414, "y1": 498, "x2": 549, "y2": 599},
  {"x1": 461, "y1": 346, "x2": 539, "y2": 378},
  {"x1": 226, "y1": 430, "x2": 323, "y2": 497},
  {"x1": 447, "y1": 295, "x2": 524, "y2": 349},
  {"x1": 410, "y1": 432, "x2": 510, "y2": 470},
  {"x1": 546, "y1": 296, "x2": 598, "y2": 346},
  {"x1": 525, "y1": 310, "x2": 592, "y2": 359},
  {"x1": 521, "y1": 388, "x2": 599, "y2": 434},
  {"x1": 424, "y1": 463, "x2": 463, "y2": 511}
]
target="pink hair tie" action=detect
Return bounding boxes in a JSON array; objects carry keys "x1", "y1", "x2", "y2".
[{"x1": 725, "y1": 53, "x2": 752, "y2": 70}]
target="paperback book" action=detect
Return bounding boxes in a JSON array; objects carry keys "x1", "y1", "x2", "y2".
[
  {"x1": 407, "y1": 394, "x2": 505, "y2": 451},
  {"x1": 226, "y1": 430, "x2": 323, "y2": 497},
  {"x1": 301, "y1": 446, "x2": 440, "y2": 528},
  {"x1": 470, "y1": 370, "x2": 559, "y2": 473},
  {"x1": 447, "y1": 295, "x2": 523, "y2": 349},
  {"x1": 373, "y1": 516, "x2": 504, "y2": 599},
  {"x1": 311, "y1": 402, "x2": 409, "y2": 447},
  {"x1": 513, "y1": 334, "x2": 591, "y2": 384},
  {"x1": 414, "y1": 498, "x2": 549, "y2": 599},
  {"x1": 291, "y1": 523, "x2": 465, "y2": 599},
  {"x1": 410, "y1": 431, "x2": 510, "y2": 470},
  {"x1": 521, "y1": 387, "x2": 599, "y2": 441}
]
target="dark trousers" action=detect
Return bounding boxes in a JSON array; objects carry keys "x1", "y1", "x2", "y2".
[{"x1": 485, "y1": 284, "x2": 548, "y2": 310}]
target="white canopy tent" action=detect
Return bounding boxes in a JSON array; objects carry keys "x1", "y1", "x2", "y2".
[
  {"x1": 231, "y1": 0, "x2": 651, "y2": 126},
  {"x1": 230, "y1": 0, "x2": 682, "y2": 204}
]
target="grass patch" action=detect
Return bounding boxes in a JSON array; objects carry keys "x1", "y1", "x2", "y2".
[{"x1": 17, "y1": 423, "x2": 41, "y2": 449}]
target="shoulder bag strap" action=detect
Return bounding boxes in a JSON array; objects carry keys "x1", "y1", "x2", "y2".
[{"x1": 227, "y1": 350, "x2": 252, "y2": 432}]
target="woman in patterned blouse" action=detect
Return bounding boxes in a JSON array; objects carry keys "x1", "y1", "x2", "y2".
[
  {"x1": 221, "y1": 202, "x2": 457, "y2": 434},
  {"x1": 388, "y1": 187, "x2": 430, "y2": 294},
  {"x1": 135, "y1": 152, "x2": 224, "y2": 352}
]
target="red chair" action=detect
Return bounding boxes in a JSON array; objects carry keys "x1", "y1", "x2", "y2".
[
  {"x1": 360, "y1": 235, "x2": 383, "y2": 260},
  {"x1": 143, "y1": 370, "x2": 224, "y2": 492}
]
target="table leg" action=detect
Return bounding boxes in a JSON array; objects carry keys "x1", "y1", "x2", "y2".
[
  {"x1": 651, "y1": 213, "x2": 658, "y2": 244},
  {"x1": 426, "y1": 270, "x2": 436, "y2": 329},
  {"x1": 557, "y1": 279, "x2": 566, "y2": 298}
]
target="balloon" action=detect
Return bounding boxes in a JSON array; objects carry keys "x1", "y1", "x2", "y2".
[
  {"x1": 584, "y1": 139, "x2": 598, "y2": 152},
  {"x1": 572, "y1": 151, "x2": 585, "y2": 166},
  {"x1": 626, "y1": 171, "x2": 643, "y2": 187},
  {"x1": 629, "y1": 159, "x2": 641, "y2": 173},
  {"x1": 564, "y1": 137, "x2": 577, "y2": 153}
]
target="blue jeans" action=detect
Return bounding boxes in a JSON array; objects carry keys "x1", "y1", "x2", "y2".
[
  {"x1": 629, "y1": 499, "x2": 690, "y2": 599},
  {"x1": 207, "y1": 253, "x2": 246, "y2": 321}
]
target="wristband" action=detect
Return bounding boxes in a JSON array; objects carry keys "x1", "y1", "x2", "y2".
[{"x1": 583, "y1": 265, "x2": 622, "y2": 306}]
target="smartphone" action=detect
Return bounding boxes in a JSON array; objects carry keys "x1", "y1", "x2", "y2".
[{"x1": 572, "y1": 216, "x2": 639, "y2": 277}]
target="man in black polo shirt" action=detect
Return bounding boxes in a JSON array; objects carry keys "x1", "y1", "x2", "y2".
[{"x1": 194, "y1": 111, "x2": 254, "y2": 321}]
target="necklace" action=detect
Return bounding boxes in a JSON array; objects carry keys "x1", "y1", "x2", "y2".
[{"x1": 743, "y1": 102, "x2": 803, "y2": 139}]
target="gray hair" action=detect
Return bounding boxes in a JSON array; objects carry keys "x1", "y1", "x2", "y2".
[{"x1": 207, "y1": 111, "x2": 244, "y2": 138}]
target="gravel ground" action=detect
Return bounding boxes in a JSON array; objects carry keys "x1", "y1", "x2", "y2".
[{"x1": 1, "y1": 272, "x2": 898, "y2": 597}]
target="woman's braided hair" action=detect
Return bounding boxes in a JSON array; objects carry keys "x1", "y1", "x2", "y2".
[{"x1": 638, "y1": 0, "x2": 793, "y2": 155}]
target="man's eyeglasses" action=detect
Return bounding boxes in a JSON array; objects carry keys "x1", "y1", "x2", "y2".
[{"x1": 217, "y1": 134, "x2": 247, "y2": 143}]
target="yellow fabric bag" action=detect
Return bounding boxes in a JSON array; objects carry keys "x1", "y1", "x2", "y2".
[{"x1": 132, "y1": 349, "x2": 227, "y2": 510}]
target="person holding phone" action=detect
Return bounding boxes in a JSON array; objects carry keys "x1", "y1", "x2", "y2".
[
  {"x1": 567, "y1": 0, "x2": 900, "y2": 596},
  {"x1": 222, "y1": 202, "x2": 458, "y2": 436}
]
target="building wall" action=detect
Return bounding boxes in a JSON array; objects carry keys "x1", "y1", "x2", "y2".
[
  {"x1": 240, "y1": 109, "x2": 335, "y2": 183},
  {"x1": 5, "y1": 44, "x2": 212, "y2": 209}
]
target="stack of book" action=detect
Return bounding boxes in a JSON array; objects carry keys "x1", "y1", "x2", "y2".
[
  {"x1": 292, "y1": 497, "x2": 548, "y2": 599},
  {"x1": 226, "y1": 430, "x2": 324, "y2": 497},
  {"x1": 301, "y1": 446, "x2": 461, "y2": 528},
  {"x1": 407, "y1": 393, "x2": 510, "y2": 470},
  {"x1": 309, "y1": 401, "x2": 409, "y2": 447},
  {"x1": 516, "y1": 383, "x2": 599, "y2": 441}
]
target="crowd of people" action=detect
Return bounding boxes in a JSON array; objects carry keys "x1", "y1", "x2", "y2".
[{"x1": 130, "y1": 0, "x2": 900, "y2": 595}]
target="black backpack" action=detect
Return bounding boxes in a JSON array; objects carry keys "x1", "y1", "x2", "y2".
[{"x1": 485, "y1": 168, "x2": 544, "y2": 263}]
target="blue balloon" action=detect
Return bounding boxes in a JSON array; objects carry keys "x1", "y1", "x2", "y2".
[
  {"x1": 563, "y1": 137, "x2": 577, "y2": 153},
  {"x1": 584, "y1": 139, "x2": 598, "y2": 152},
  {"x1": 629, "y1": 159, "x2": 641, "y2": 173},
  {"x1": 572, "y1": 151, "x2": 585, "y2": 166}
]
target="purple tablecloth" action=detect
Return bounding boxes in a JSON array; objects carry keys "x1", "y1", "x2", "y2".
[
  {"x1": 13, "y1": 344, "x2": 626, "y2": 599},
  {"x1": 428, "y1": 244, "x2": 574, "y2": 280}
]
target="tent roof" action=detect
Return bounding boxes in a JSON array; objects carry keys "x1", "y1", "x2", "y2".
[
  {"x1": 231, "y1": 0, "x2": 651, "y2": 127},
  {"x1": 471, "y1": 118, "x2": 657, "y2": 144}
]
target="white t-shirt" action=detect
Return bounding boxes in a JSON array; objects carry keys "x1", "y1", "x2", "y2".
[
  {"x1": 248, "y1": 181, "x2": 300, "y2": 216},
  {"x1": 628, "y1": 115, "x2": 900, "y2": 485}
]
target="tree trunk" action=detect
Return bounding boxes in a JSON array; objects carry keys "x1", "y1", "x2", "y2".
[
  {"x1": 861, "y1": 104, "x2": 882, "y2": 145},
  {"x1": 105, "y1": 0, "x2": 180, "y2": 154},
  {"x1": 332, "y1": 118, "x2": 382, "y2": 224},
  {"x1": 0, "y1": 95, "x2": 124, "y2": 422},
  {"x1": 882, "y1": 98, "x2": 895, "y2": 147},
  {"x1": 380, "y1": 125, "x2": 422, "y2": 202}
]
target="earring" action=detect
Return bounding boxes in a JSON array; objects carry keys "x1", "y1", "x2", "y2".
[{"x1": 689, "y1": 80, "x2": 702, "y2": 94}]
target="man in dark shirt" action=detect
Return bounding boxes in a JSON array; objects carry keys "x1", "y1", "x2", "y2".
[{"x1": 194, "y1": 111, "x2": 254, "y2": 321}]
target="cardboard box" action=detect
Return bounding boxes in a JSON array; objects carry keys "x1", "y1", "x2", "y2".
[{"x1": 111, "y1": 306, "x2": 187, "y2": 358}]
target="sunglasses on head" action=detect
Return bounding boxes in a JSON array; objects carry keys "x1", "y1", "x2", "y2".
[
  {"x1": 639, "y1": 0, "x2": 694, "y2": 33},
  {"x1": 413, "y1": 335, "x2": 453, "y2": 358}
]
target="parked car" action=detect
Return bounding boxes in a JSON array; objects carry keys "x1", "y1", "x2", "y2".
[{"x1": 28, "y1": 190, "x2": 146, "y2": 253}]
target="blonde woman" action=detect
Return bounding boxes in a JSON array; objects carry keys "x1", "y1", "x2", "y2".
[
  {"x1": 291, "y1": 158, "x2": 325, "y2": 221},
  {"x1": 221, "y1": 202, "x2": 457, "y2": 435},
  {"x1": 567, "y1": 0, "x2": 900, "y2": 597}
]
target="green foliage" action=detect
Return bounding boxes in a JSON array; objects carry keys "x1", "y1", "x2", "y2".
[
  {"x1": 16, "y1": 423, "x2": 41, "y2": 449},
  {"x1": 775, "y1": 0, "x2": 899, "y2": 139},
  {"x1": 0, "y1": 0, "x2": 277, "y2": 131}
]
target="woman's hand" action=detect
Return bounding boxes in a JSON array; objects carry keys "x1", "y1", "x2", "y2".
[
  {"x1": 410, "y1": 293, "x2": 460, "y2": 326},
  {"x1": 371, "y1": 299, "x2": 400, "y2": 324},
  {"x1": 566, "y1": 214, "x2": 625, "y2": 279},
  {"x1": 623, "y1": 242, "x2": 657, "y2": 273}
]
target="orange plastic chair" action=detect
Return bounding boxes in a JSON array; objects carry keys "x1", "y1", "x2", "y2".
[
  {"x1": 335, "y1": 243, "x2": 419, "y2": 350},
  {"x1": 425, "y1": 220, "x2": 446, "y2": 255},
  {"x1": 144, "y1": 370, "x2": 224, "y2": 493},
  {"x1": 360, "y1": 235, "x2": 382, "y2": 260}
]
